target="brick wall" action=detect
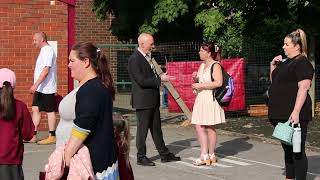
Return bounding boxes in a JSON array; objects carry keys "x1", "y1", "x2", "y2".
[
  {"x1": 0, "y1": 0, "x2": 123, "y2": 131},
  {"x1": 75, "y1": 0, "x2": 121, "y2": 83},
  {"x1": 0, "y1": 0, "x2": 69, "y2": 130}
]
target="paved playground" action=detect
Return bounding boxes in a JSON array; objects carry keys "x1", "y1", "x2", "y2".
[{"x1": 23, "y1": 123, "x2": 320, "y2": 180}]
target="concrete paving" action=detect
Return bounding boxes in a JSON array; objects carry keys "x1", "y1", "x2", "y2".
[{"x1": 23, "y1": 124, "x2": 320, "y2": 180}]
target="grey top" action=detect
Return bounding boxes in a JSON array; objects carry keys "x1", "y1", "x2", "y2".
[{"x1": 55, "y1": 87, "x2": 80, "y2": 148}]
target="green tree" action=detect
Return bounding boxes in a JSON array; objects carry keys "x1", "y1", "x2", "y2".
[
  {"x1": 92, "y1": 0, "x2": 202, "y2": 41},
  {"x1": 92, "y1": 0, "x2": 320, "y2": 58}
]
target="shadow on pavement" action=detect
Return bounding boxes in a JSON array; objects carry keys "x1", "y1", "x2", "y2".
[
  {"x1": 216, "y1": 136, "x2": 253, "y2": 156},
  {"x1": 169, "y1": 138, "x2": 198, "y2": 154},
  {"x1": 308, "y1": 155, "x2": 320, "y2": 179},
  {"x1": 149, "y1": 137, "x2": 254, "y2": 160},
  {"x1": 149, "y1": 138, "x2": 197, "y2": 161},
  {"x1": 279, "y1": 155, "x2": 320, "y2": 180}
]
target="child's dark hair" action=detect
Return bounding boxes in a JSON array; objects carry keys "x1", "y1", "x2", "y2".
[
  {"x1": 201, "y1": 42, "x2": 222, "y2": 60},
  {"x1": 0, "y1": 81, "x2": 15, "y2": 120},
  {"x1": 113, "y1": 118, "x2": 130, "y2": 164}
]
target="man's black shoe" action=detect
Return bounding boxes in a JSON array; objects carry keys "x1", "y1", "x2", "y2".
[
  {"x1": 137, "y1": 156, "x2": 155, "y2": 166},
  {"x1": 161, "y1": 152, "x2": 181, "y2": 163}
]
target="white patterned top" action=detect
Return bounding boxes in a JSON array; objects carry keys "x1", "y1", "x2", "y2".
[{"x1": 55, "y1": 87, "x2": 80, "y2": 148}]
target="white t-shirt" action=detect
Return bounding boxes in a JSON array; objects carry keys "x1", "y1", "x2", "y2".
[{"x1": 34, "y1": 45, "x2": 57, "y2": 94}]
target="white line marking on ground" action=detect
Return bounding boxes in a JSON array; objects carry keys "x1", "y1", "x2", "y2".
[
  {"x1": 129, "y1": 155, "x2": 226, "y2": 180},
  {"x1": 175, "y1": 161, "x2": 212, "y2": 169},
  {"x1": 219, "y1": 158, "x2": 251, "y2": 166},
  {"x1": 186, "y1": 157, "x2": 232, "y2": 168},
  {"x1": 169, "y1": 143, "x2": 320, "y2": 176},
  {"x1": 160, "y1": 163, "x2": 227, "y2": 180}
]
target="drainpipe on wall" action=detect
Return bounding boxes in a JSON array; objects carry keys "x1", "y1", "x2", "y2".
[{"x1": 58, "y1": 0, "x2": 75, "y2": 92}]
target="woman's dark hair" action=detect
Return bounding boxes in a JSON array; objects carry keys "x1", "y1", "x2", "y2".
[
  {"x1": 0, "y1": 81, "x2": 16, "y2": 120},
  {"x1": 201, "y1": 42, "x2": 222, "y2": 60},
  {"x1": 72, "y1": 42, "x2": 115, "y2": 100},
  {"x1": 286, "y1": 29, "x2": 308, "y2": 57}
]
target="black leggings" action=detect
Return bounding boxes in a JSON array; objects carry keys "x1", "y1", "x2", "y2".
[{"x1": 270, "y1": 119, "x2": 309, "y2": 180}]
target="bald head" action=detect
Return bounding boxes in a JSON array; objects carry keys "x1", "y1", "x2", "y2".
[
  {"x1": 33, "y1": 32, "x2": 48, "y2": 48},
  {"x1": 34, "y1": 32, "x2": 48, "y2": 41},
  {"x1": 138, "y1": 33, "x2": 153, "y2": 45},
  {"x1": 138, "y1": 33, "x2": 154, "y2": 54}
]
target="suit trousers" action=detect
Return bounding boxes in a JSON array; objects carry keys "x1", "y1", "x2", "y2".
[{"x1": 136, "y1": 107, "x2": 169, "y2": 158}]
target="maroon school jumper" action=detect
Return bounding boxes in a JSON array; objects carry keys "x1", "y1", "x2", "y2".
[{"x1": 0, "y1": 99, "x2": 34, "y2": 165}]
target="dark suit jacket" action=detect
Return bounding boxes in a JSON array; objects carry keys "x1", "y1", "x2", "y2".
[{"x1": 127, "y1": 49, "x2": 161, "y2": 109}]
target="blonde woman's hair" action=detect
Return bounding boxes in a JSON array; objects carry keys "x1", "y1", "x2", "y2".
[{"x1": 286, "y1": 28, "x2": 308, "y2": 57}]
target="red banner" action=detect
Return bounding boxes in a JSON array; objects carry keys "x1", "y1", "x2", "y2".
[{"x1": 166, "y1": 58, "x2": 245, "y2": 112}]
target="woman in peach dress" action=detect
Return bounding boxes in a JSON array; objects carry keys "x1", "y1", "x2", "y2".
[{"x1": 191, "y1": 42, "x2": 225, "y2": 166}]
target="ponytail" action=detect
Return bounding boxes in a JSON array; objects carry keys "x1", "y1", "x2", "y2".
[
  {"x1": 0, "y1": 81, "x2": 16, "y2": 120},
  {"x1": 96, "y1": 51, "x2": 115, "y2": 100},
  {"x1": 214, "y1": 45, "x2": 222, "y2": 61},
  {"x1": 297, "y1": 29, "x2": 308, "y2": 57}
]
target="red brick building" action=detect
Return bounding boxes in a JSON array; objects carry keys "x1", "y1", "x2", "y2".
[
  {"x1": 0, "y1": 0, "x2": 120, "y2": 130},
  {"x1": 75, "y1": 0, "x2": 120, "y2": 83}
]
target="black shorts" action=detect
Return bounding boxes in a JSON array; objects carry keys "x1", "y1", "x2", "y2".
[{"x1": 32, "y1": 92, "x2": 55, "y2": 112}]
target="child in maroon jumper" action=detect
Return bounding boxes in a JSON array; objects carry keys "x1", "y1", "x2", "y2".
[
  {"x1": 0, "y1": 68, "x2": 35, "y2": 180},
  {"x1": 113, "y1": 115, "x2": 134, "y2": 180}
]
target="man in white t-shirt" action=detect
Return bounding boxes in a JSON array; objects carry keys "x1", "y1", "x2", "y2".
[{"x1": 29, "y1": 32, "x2": 57, "y2": 145}]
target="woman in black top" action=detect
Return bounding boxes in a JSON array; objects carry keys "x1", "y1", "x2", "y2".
[
  {"x1": 268, "y1": 29, "x2": 314, "y2": 180},
  {"x1": 64, "y1": 42, "x2": 119, "y2": 179}
]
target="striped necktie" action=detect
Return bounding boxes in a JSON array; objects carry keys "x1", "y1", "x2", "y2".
[{"x1": 145, "y1": 54, "x2": 156, "y2": 76}]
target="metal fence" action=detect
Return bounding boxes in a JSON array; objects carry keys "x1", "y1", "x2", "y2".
[{"x1": 97, "y1": 41, "x2": 319, "y2": 119}]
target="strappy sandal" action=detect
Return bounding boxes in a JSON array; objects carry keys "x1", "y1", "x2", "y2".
[
  {"x1": 209, "y1": 153, "x2": 218, "y2": 165},
  {"x1": 193, "y1": 154, "x2": 210, "y2": 166}
]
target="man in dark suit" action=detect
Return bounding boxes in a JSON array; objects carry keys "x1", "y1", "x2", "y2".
[{"x1": 128, "y1": 33, "x2": 181, "y2": 166}]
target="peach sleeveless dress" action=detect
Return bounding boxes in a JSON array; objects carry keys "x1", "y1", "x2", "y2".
[{"x1": 191, "y1": 62, "x2": 225, "y2": 125}]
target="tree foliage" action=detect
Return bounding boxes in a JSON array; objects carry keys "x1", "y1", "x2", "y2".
[{"x1": 92, "y1": 0, "x2": 320, "y2": 58}]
